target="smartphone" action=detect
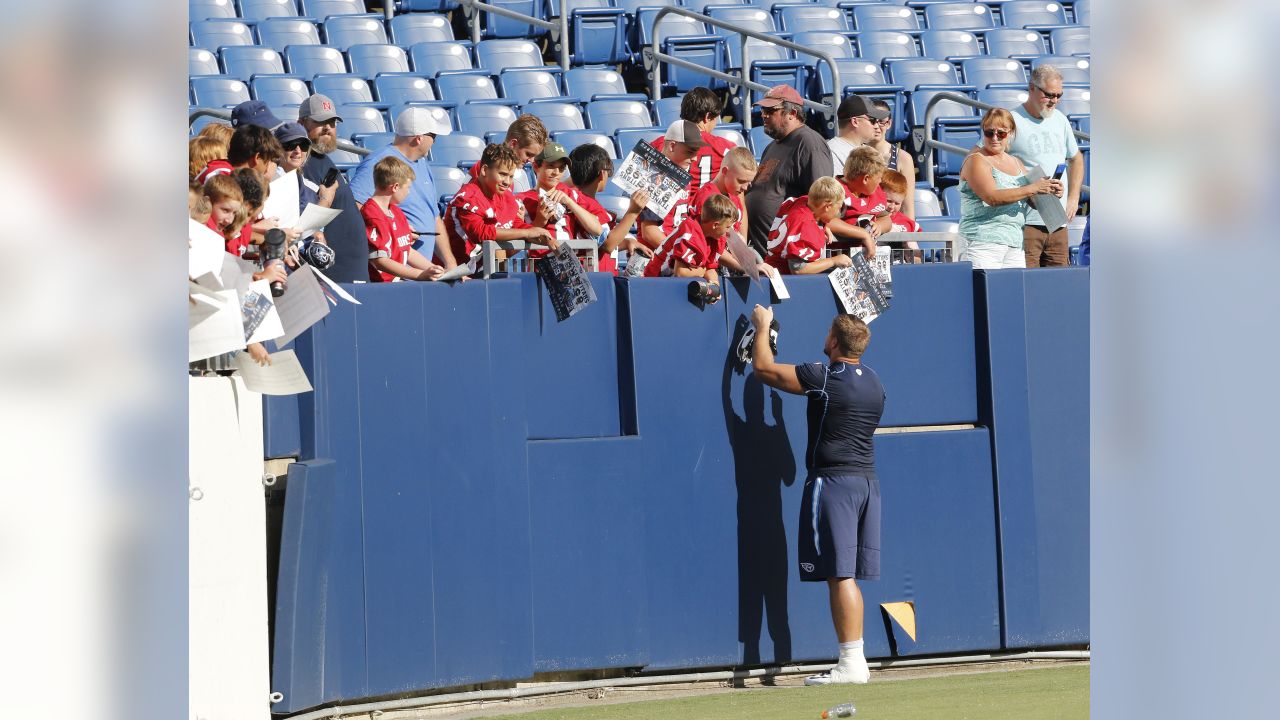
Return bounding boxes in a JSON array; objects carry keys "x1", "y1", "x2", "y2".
[
  {"x1": 322, "y1": 167, "x2": 339, "y2": 187},
  {"x1": 1053, "y1": 163, "x2": 1067, "y2": 181}
]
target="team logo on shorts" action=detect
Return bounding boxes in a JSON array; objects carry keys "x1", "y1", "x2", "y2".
[{"x1": 801, "y1": 563, "x2": 814, "y2": 572}]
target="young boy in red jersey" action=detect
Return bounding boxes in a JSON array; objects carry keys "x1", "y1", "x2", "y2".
[
  {"x1": 690, "y1": 146, "x2": 757, "y2": 237},
  {"x1": 763, "y1": 177, "x2": 852, "y2": 275},
  {"x1": 565, "y1": 143, "x2": 652, "y2": 275},
  {"x1": 516, "y1": 143, "x2": 604, "y2": 259},
  {"x1": 465, "y1": 114, "x2": 548, "y2": 194},
  {"x1": 203, "y1": 174, "x2": 243, "y2": 244},
  {"x1": 364, "y1": 156, "x2": 446, "y2": 282},
  {"x1": 879, "y1": 169, "x2": 921, "y2": 251},
  {"x1": 673, "y1": 87, "x2": 739, "y2": 195},
  {"x1": 644, "y1": 193, "x2": 738, "y2": 293},
  {"x1": 829, "y1": 146, "x2": 892, "y2": 259},
  {"x1": 444, "y1": 143, "x2": 554, "y2": 273},
  {"x1": 635, "y1": 120, "x2": 704, "y2": 252}
]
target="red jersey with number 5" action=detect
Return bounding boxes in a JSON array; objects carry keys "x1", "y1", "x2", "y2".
[
  {"x1": 690, "y1": 182, "x2": 745, "y2": 234},
  {"x1": 763, "y1": 196, "x2": 829, "y2": 274}
]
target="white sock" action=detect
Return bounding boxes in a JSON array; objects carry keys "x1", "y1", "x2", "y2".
[{"x1": 838, "y1": 639, "x2": 864, "y2": 666}]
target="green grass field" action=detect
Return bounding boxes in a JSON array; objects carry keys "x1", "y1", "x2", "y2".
[{"x1": 489, "y1": 665, "x2": 1089, "y2": 720}]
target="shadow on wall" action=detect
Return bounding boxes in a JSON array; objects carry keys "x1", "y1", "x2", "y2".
[{"x1": 724, "y1": 318, "x2": 795, "y2": 666}]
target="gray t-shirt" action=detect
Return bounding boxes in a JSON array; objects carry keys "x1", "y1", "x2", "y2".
[{"x1": 745, "y1": 125, "x2": 835, "y2": 256}]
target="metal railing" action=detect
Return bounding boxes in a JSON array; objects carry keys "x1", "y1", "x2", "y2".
[
  {"x1": 921, "y1": 91, "x2": 1090, "y2": 191},
  {"x1": 461, "y1": 0, "x2": 569, "y2": 72},
  {"x1": 480, "y1": 239, "x2": 599, "y2": 277},
  {"x1": 649, "y1": 7, "x2": 841, "y2": 131},
  {"x1": 188, "y1": 108, "x2": 370, "y2": 157}
]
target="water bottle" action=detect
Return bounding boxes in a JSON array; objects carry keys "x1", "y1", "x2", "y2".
[{"x1": 821, "y1": 702, "x2": 856, "y2": 718}]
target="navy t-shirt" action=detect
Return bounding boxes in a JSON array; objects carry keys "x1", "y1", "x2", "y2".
[
  {"x1": 795, "y1": 360, "x2": 885, "y2": 474},
  {"x1": 301, "y1": 151, "x2": 368, "y2": 283}
]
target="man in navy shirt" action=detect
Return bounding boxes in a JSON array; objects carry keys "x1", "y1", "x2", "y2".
[{"x1": 750, "y1": 304, "x2": 886, "y2": 685}]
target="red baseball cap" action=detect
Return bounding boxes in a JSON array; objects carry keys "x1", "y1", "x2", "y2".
[{"x1": 753, "y1": 84, "x2": 804, "y2": 108}]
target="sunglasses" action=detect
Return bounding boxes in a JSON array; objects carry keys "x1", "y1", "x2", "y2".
[
  {"x1": 760, "y1": 106, "x2": 781, "y2": 116},
  {"x1": 983, "y1": 128, "x2": 1010, "y2": 139},
  {"x1": 1034, "y1": 85, "x2": 1063, "y2": 100},
  {"x1": 283, "y1": 140, "x2": 312, "y2": 152}
]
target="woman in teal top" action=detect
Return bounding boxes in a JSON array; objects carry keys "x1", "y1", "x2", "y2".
[{"x1": 958, "y1": 108, "x2": 1062, "y2": 269}]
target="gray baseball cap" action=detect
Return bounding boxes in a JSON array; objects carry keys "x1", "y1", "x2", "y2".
[{"x1": 298, "y1": 94, "x2": 342, "y2": 123}]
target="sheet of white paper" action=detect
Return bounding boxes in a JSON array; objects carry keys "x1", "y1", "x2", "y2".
[
  {"x1": 272, "y1": 265, "x2": 331, "y2": 347},
  {"x1": 436, "y1": 264, "x2": 472, "y2": 283},
  {"x1": 769, "y1": 272, "x2": 790, "y2": 300},
  {"x1": 189, "y1": 289, "x2": 246, "y2": 362},
  {"x1": 244, "y1": 280, "x2": 286, "y2": 345},
  {"x1": 312, "y1": 267, "x2": 361, "y2": 304},
  {"x1": 294, "y1": 203, "x2": 342, "y2": 238},
  {"x1": 264, "y1": 170, "x2": 301, "y2": 231},
  {"x1": 234, "y1": 349, "x2": 313, "y2": 395},
  {"x1": 188, "y1": 287, "x2": 222, "y2": 327},
  {"x1": 189, "y1": 219, "x2": 226, "y2": 281}
]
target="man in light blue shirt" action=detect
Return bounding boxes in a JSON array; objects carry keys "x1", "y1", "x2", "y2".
[
  {"x1": 1008, "y1": 65, "x2": 1083, "y2": 268},
  {"x1": 348, "y1": 106, "x2": 457, "y2": 266}
]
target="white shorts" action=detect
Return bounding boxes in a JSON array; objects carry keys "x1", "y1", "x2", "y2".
[{"x1": 959, "y1": 241, "x2": 1026, "y2": 270}]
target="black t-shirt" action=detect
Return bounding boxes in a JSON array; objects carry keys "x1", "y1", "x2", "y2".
[
  {"x1": 744, "y1": 125, "x2": 835, "y2": 257},
  {"x1": 795, "y1": 360, "x2": 885, "y2": 474},
  {"x1": 302, "y1": 152, "x2": 368, "y2": 284}
]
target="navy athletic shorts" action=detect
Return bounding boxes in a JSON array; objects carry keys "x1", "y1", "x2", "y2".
[{"x1": 797, "y1": 471, "x2": 880, "y2": 582}]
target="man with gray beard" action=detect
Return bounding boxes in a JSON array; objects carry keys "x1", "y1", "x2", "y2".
[{"x1": 296, "y1": 94, "x2": 368, "y2": 283}]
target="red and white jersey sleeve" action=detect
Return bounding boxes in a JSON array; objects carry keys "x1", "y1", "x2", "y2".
[
  {"x1": 841, "y1": 184, "x2": 889, "y2": 225},
  {"x1": 890, "y1": 212, "x2": 920, "y2": 233},
  {"x1": 690, "y1": 182, "x2": 745, "y2": 234},
  {"x1": 688, "y1": 132, "x2": 738, "y2": 195},
  {"x1": 644, "y1": 217, "x2": 705, "y2": 277},
  {"x1": 363, "y1": 201, "x2": 414, "y2": 282},
  {"x1": 763, "y1": 196, "x2": 828, "y2": 274},
  {"x1": 444, "y1": 181, "x2": 496, "y2": 266}
]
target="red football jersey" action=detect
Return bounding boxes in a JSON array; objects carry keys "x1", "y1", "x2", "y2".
[
  {"x1": 671, "y1": 224, "x2": 726, "y2": 272},
  {"x1": 574, "y1": 190, "x2": 616, "y2": 274},
  {"x1": 443, "y1": 180, "x2": 528, "y2": 269},
  {"x1": 650, "y1": 131, "x2": 737, "y2": 195},
  {"x1": 763, "y1": 196, "x2": 829, "y2": 274},
  {"x1": 363, "y1": 200, "x2": 415, "y2": 282},
  {"x1": 890, "y1": 211, "x2": 920, "y2": 233},
  {"x1": 690, "y1": 182, "x2": 745, "y2": 234},
  {"x1": 841, "y1": 182, "x2": 889, "y2": 225},
  {"x1": 644, "y1": 217, "x2": 713, "y2": 277}
]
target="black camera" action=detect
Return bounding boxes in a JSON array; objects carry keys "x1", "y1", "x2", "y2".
[
  {"x1": 687, "y1": 279, "x2": 721, "y2": 308},
  {"x1": 263, "y1": 228, "x2": 287, "y2": 297}
]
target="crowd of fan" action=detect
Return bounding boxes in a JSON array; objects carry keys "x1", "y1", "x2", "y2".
[{"x1": 189, "y1": 65, "x2": 1084, "y2": 318}]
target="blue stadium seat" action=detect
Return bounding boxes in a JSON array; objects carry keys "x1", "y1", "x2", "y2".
[
  {"x1": 430, "y1": 134, "x2": 486, "y2": 166},
  {"x1": 595, "y1": 194, "x2": 633, "y2": 226},
  {"x1": 852, "y1": 4, "x2": 920, "y2": 32},
  {"x1": 914, "y1": 186, "x2": 942, "y2": 217},
  {"x1": 885, "y1": 58, "x2": 961, "y2": 89},
  {"x1": 1049, "y1": 26, "x2": 1088, "y2": 55},
  {"x1": 748, "y1": 124, "x2": 768, "y2": 155},
  {"x1": 190, "y1": 48, "x2": 221, "y2": 77},
  {"x1": 299, "y1": 0, "x2": 367, "y2": 18},
  {"x1": 999, "y1": 0, "x2": 1069, "y2": 28},
  {"x1": 256, "y1": 18, "x2": 321, "y2": 52},
  {"x1": 190, "y1": 114, "x2": 231, "y2": 136},
  {"x1": 711, "y1": 125, "x2": 746, "y2": 149},
  {"x1": 915, "y1": 216, "x2": 959, "y2": 240},
  {"x1": 1055, "y1": 86, "x2": 1089, "y2": 117},
  {"x1": 433, "y1": 165, "x2": 469, "y2": 200},
  {"x1": 553, "y1": 130, "x2": 619, "y2": 158},
  {"x1": 750, "y1": 60, "x2": 809, "y2": 104},
  {"x1": 960, "y1": 57, "x2": 1027, "y2": 88},
  {"x1": 436, "y1": 73, "x2": 502, "y2": 103},
  {"x1": 813, "y1": 58, "x2": 891, "y2": 97},
  {"x1": 725, "y1": 35, "x2": 791, "y2": 73},
  {"x1": 564, "y1": 68, "x2": 646, "y2": 102},
  {"x1": 454, "y1": 104, "x2": 520, "y2": 137},
  {"x1": 941, "y1": 184, "x2": 962, "y2": 214},
  {"x1": 191, "y1": 20, "x2": 254, "y2": 51},
  {"x1": 706, "y1": 5, "x2": 777, "y2": 35},
  {"x1": 484, "y1": 130, "x2": 510, "y2": 145},
  {"x1": 976, "y1": 86, "x2": 1029, "y2": 108},
  {"x1": 981, "y1": 27, "x2": 1047, "y2": 58},
  {"x1": 269, "y1": 103, "x2": 300, "y2": 121},
  {"x1": 251, "y1": 75, "x2": 312, "y2": 106},
  {"x1": 661, "y1": 35, "x2": 727, "y2": 92},
  {"x1": 410, "y1": 42, "x2": 477, "y2": 77},
  {"x1": 238, "y1": 0, "x2": 299, "y2": 21},
  {"x1": 284, "y1": 45, "x2": 347, "y2": 77},
  {"x1": 856, "y1": 31, "x2": 920, "y2": 65},
  {"x1": 935, "y1": 124, "x2": 980, "y2": 179},
  {"x1": 634, "y1": 9, "x2": 704, "y2": 54},
  {"x1": 1072, "y1": 0, "x2": 1089, "y2": 24},
  {"x1": 323, "y1": 16, "x2": 388, "y2": 50},
  {"x1": 792, "y1": 30, "x2": 855, "y2": 60},
  {"x1": 919, "y1": 29, "x2": 982, "y2": 59},
  {"x1": 191, "y1": 76, "x2": 251, "y2": 107},
  {"x1": 313, "y1": 74, "x2": 375, "y2": 104},
  {"x1": 346, "y1": 44, "x2": 410, "y2": 80},
  {"x1": 653, "y1": 96, "x2": 684, "y2": 126},
  {"x1": 523, "y1": 102, "x2": 586, "y2": 133},
  {"x1": 1074, "y1": 114, "x2": 1090, "y2": 136},
  {"x1": 389, "y1": 13, "x2": 455, "y2": 45},
  {"x1": 220, "y1": 46, "x2": 286, "y2": 80},
  {"x1": 191, "y1": 0, "x2": 237, "y2": 21},
  {"x1": 683, "y1": 0, "x2": 734, "y2": 13},
  {"x1": 335, "y1": 105, "x2": 388, "y2": 138},
  {"x1": 499, "y1": 69, "x2": 564, "y2": 105},
  {"x1": 613, "y1": 126, "x2": 664, "y2": 156},
  {"x1": 587, "y1": 100, "x2": 654, "y2": 134},
  {"x1": 908, "y1": 88, "x2": 977, "y2": 128},
  {"x1": 402, "y1": 0, "x2": 462, "y2": 10},
  {"x1": 478, "y1": 0, "x2": 543, "y2": 39},
  {"x1": 924, "y1": 2, "x2": 995, "y2": 31},
  {"x1": 374, "y1": 73, "x2": 437, "y2": 106},
  {"x1": 773, "y1": 3, "x2": 850, "y2": 32},
  {"x1": 1033, "y1": 55, "x2": 1090, "y2": 84},
  {"x1": 476, "y1": 39, "x2": 545, "y2": 74},
  {"x1": 558, "y1": 1, "x2": 629, "y2": 66}
]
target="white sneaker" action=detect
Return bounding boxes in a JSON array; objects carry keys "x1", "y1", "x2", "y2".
[{"x1": 804, "y1": 660, "x2": 870, "y2": 685}]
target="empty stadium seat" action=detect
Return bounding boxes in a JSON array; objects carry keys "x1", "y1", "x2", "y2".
[
  {"x1": 1033, "y1": 55, "x2": 1090, "y2": 84},
  {"x1": 389, "y1": 13, "x2": 455, "y2": 45},
  {"x1": 941, "y1": 185, "x2": 962, "y2": 214},
  {"x1": 924, "y1": 2, "x2": 995, "y2": 31},
  {"x1": 251, "y1": 75, "x2": 311, "y2": 106},
  {"x1": 707, "y1": 6, "x2": 777, "y2": 35},
  {"x1": 430, "y1": 134, "x2": 486, "y2": 166},
  {"x1": 220, "y1": 46, "x2": 286, "y2": 80},
  {"x1": 346, "y1": 44, "x2": 410, "y2": 80},
  {"x1": 454, "y1": 104, "x2": 520, "y2": 137},
  {"x1": 373, "y1": 74, "x2": 437, "y2": 106},
  {"x1": 885, "y1": 58, "x2": 962, "y2": 89},
  {"x1": 553, "y1": 130, "x2": 619, "y2": 158},
  {"x1": 190, "y1": 113, "x2": 231, "y2": 136},
  {"x1": 478, "y1": 0, "x2": 543, "y2": 39},
  {"x1": 436, "y1": 73, "x2": 501, "y2": 103},
  {"x1": 919, "y1": 29, "x2": 982, "y2": 59},
  {"x1": 476, "y1": 39, "x2": 545, "y2": 73},
  {"x1": 256, "y1": 18, "x2": 321, "y2": 52},
  {"x1": 595, "y1": 194, "x2": 633, "y2": 225},
  {"x1": 934, "y1": 124, "x2": 981, "y2": 179},
  {"x1": 191, "y1": 0, "x2": 237, "y2": 21},
  {"x1": 499, "y1": 69, "x2": 564, "y2": 105},
  {"x1": 284, "y1": 44, "x2": 347, "y2": 77},
  {"x1": 960, "y1": 57, "x2": 1027, "y2": 88},
  {"x1": 750, "y1": 60, "x2": 809, "y2": 104},
  {"x1": 653, "y1": 96, "x2": 683, "y2": 126},
  {"x1": 852, "y1": 4, "x2": 920, "y2": 32},
  {"x1": 634, "y1": 10, "x2": 704, "y2": 53},
  {"x1": 300, "y1": 0, "x2": 367, "y2": 18},
  {"x1": 774, "y1": 3, "x2": 850, "y2": 32},
  {"x1": 410, "y1": 42, "x2": 477, "y2": 77},
  {"x1": 191, "y1": 20, "x2": 254, "y2": 51},
  {"x1": 981, "y1": 27, "x2": 1047, "y2": 58},
  {"x1": 313, "y1": 74, "x2": 375, "y2": 104},
  {"x1": 999, "y1": 0, "x2": 1069, "y2": 28},
  {"x1": 433, "y1": 165, "x2": 469, "y2": 199},
  {"x1": 682, "y1": 0, "x2": 731, "y2": 13},
  {"x1": 191, "y1": 76, "x2": 251, "y2": 107},
  {"x1": 1049, "y1": 26, "x2": 1088, "y2": 56},
  {"x1": 748, "y1": 124, "x2": 768, "y2": 155},
  {"x1": 1055, "y1": 86, "x2": 1090, "y2": 117},
  {"x1": 976, "y1": 86, "x2": 1028, "y2": 108},
  {"x1": 523, "y1": 102, "x2": 586, "y2": 133},
  {"x1": 916, "y1": 216, "x2": 959, "y2": 237},
  {"x1": 711, "y1": 125, "x2": 746, "y2": 149},
  {"x1": 564, "y1": 68, "x2": 645, "y2": 102},
  {"x1": 856, "y1": 31, "x2": 920, "y2": 65},
  {"x1": 725, "y1": 35, "x2": 791, "y2": 73},
  {"x1": 269, "y1": 103, "x2": 300, "y2": 121},
  {"x1": 323, "y1": 16, "x2": 387, "y2": 50},
  {"x1": 914, "y1": 186, "x2": 942, "y2": 217},
  {"x1": 908, "y1": 87, "x2": 977, "y2": 128},
  {"x1": 1072, "y1": 0, "x2": 1089, "y2": 24},
  {"x1": 588, "y1": 100, "x2": 654, "y2": 134},
  {"x1": 238, "y1": 0, "x2": 299, "y2": 21},
  {"x1": 561, "y1": 2, "x2": 629, "y2": 65},
  {"x1": 335, "y1": 105, "x2": 387, "y2": 138},
  {"x1": 190, "y1": 48, "x2": 221, "y2": 77},
  {"x1": 614, "y1": 126, "x2": 665, "y2": 156}
]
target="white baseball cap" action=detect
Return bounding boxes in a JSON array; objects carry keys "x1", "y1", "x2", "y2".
[{"x1": 393, "y1": 106, "x2": 452, "y2": 137}]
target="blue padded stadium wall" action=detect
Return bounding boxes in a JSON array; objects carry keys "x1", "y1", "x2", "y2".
[{"x1": 269, "y1": 266, "x2": 1089, "y2": 714}]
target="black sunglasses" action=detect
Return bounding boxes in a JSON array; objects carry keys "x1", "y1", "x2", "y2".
[
  {"x1": 983, "y1": 128, "x2": 1009, "y2": 139},
  {"x1": 1034, "y1": 85, "x2": 1063, "y2": 100},
  {"x1": 283, "y1": 139, "x2": 312, "y2": 152}
]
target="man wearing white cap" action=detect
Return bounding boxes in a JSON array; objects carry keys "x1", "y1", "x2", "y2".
[{"x1": 348, "y1": 106, "x2": 458, "y2": 269}]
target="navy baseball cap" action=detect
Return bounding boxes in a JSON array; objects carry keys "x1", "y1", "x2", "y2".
[{"x1": 231, "y1": 100, "x2": 283, "y2": 130}]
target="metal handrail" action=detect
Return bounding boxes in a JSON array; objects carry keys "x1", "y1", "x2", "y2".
[
  {"x1": 461, "y1": 0, "x2": 569, "y2": 72},
  {"x1": 481, "y1": 238, "x2": 599, "y2": 277},
  {"x1": 921, "y1": 91, "x2": 1090, "y2": 193},
  {"x1": 187, "y1": 107, "x2": 370, "y2": 157},
  {"x1": 649, "y1": 7, "x2": 841, "y2": 132}
]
